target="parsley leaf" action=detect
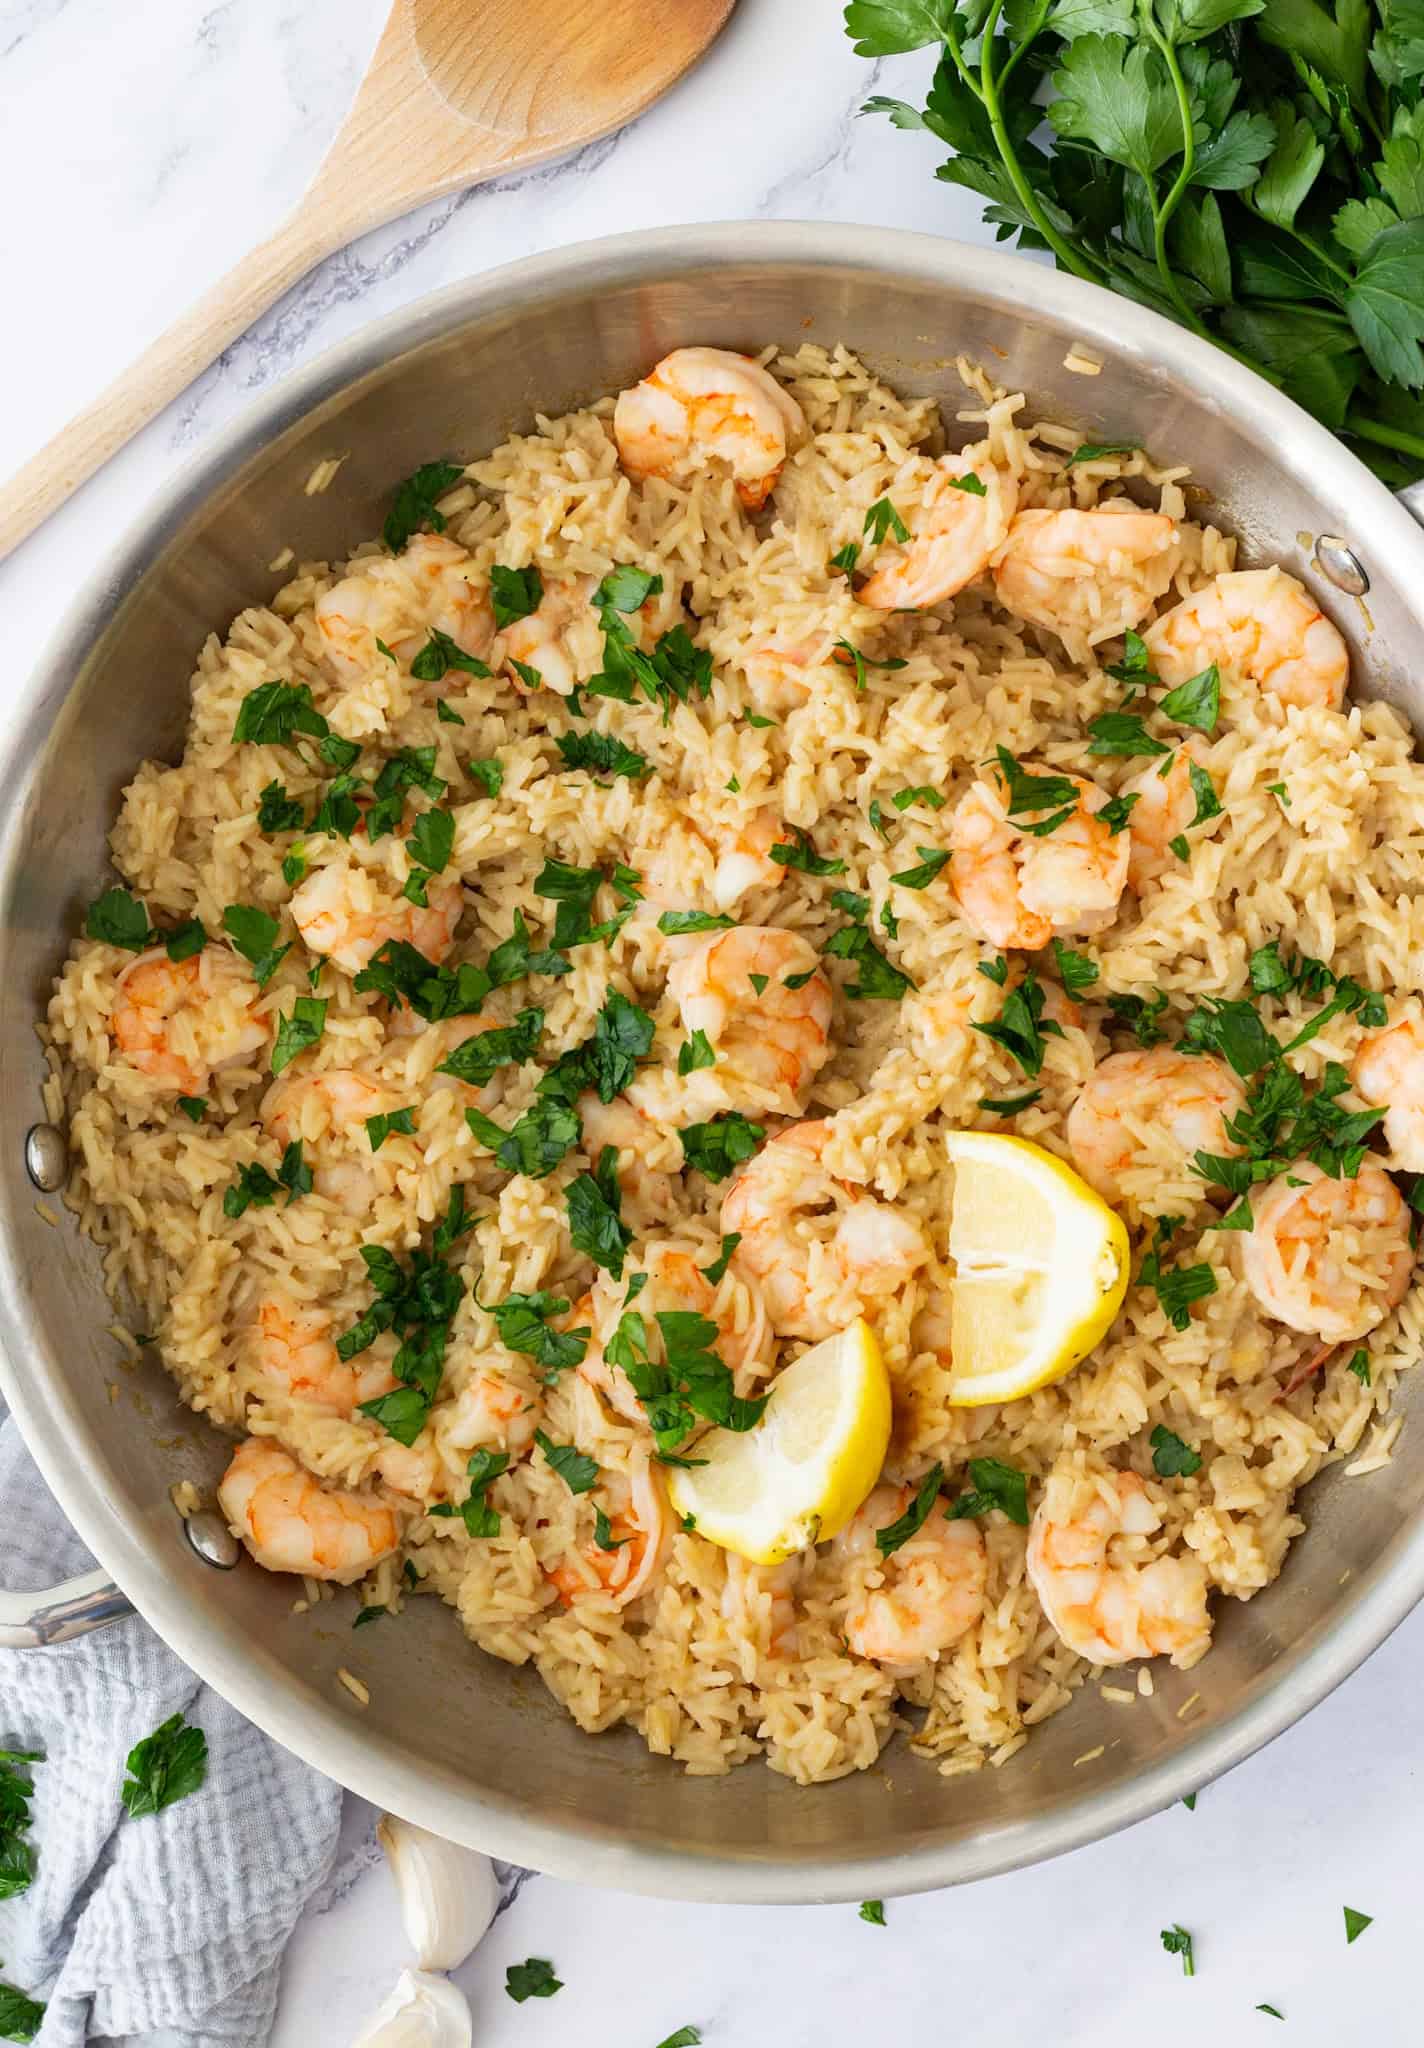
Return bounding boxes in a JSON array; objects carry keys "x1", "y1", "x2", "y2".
[
  {"x1": 555, "y1": 730, "x2": 652, "y2": 780},
  {"x1": 505, "y1": 1957, "x2": 563, "y2": 2003},
  {"x1": 945, "y1": 1457, "x2": 1029, "y2": 1524},
  {"x1": 120, "y1": 1712, "x2": 208, "y2": 1818},
  {"x1": 770, "y1": 827, "x2": 847, "y2": 876},
  {"x1": 0, "y1": 1982, "x2": 45, "y2": 2041},
  {"x1": 365, "y1": 1107, "x2": 417, "y2": 1151},
  {"x1": 222, "y1": 904, "x2": 290, "y2": 989},
  {"x1": 535, "y1": 1429, "x2": 599, "y2": 1494},
  {"x1": 86, "y1": 887, "x2": 151, "y2": 952},
  {"x1": 384, "y1": 461, "x2": 464, "y2": 552},
  {"x1": 483, "y1": 1290, "x2": 588, "y2": 1376},
  {"x1": 567, "y1": 1145, "x2": 633, "y2": 1277},
  {"x1": 270, "y1": 996, "x2": 327, "y2": 1075},
  {"x1": 232, "y1": 679, "x2": 328, "y2": 747},
  {"x1": 830, "y1": 540, "x2": 861, "y2": 575},
  {"x1": 1160, "y1": 665, "x2": 1221, "y2": 733},
  {"x1": 222, "y1": 1161, "x2": 281, "y2": 1220},
  {"x1": 176, "y1": 1094, "x2": 207, "y2": 1122},
  {"x1": 678, "y1": 1028, "x2": 717, "y2": 1075},
  {"x1": 1150, "y1": 1424, "x2": 1203, "y2": 1477},
  {"x1": 700, "y1": 1232, "x2": 741, "y2": 1285},
  {"x1": 257, "y1": 780, "x2": 305, "y2": 833},
  {"x1": 436, "y1": 1007, "x2": 544, "y2": 1085},
  {"x1": 1087, "y1": 710, "x2": 1170, "y2": 758},
  {"x1": 824, "y1": 923, "x2": 913, "y2": 999},
  {"x1": 892, "y1": 784, "x2": 945, "y2": 810},
  {"x1": 890, "y1": 845, "x2": 951, "y2": 888},
  {"x1": 409, "y1": 628, "x2": 493, "y2": 681},
  {"x1": 876, "y1": 1465, "x2": 942, "y2": 1555},
  {"x1": 1160, "y1": 1923, "x2": 1195, "y2": 1976},
  {"x1": 680, "y1": 1114, "x2": 766, "y2": 1182},
  {"x1": 974, "y1": 968, "x2": 1065, "y2": 1077},
  {"x1": 1052, "y1": 939, "x2": 1099, "y2": 996},
  {"x1": 657, "y1": 909, "x2": 736, "y2": 936}
]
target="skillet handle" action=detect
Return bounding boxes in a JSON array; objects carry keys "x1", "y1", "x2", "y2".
[{"x1": 0, "y1": 1569, "x2": 133, "y2": 1648}]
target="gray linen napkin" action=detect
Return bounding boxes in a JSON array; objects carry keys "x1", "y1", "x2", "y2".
[{"x1": 0, "y1": 1403, "x2": 342, "y2": 2048}]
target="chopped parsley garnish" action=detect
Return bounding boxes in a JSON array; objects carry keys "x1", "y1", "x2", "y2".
[
  {"x1": 270, "y1": 996, "x2": 327, "y2": 1075},
  {"x1": 506, "y1": 1958, "x2": 563, "y2": 2003},
  {"x1": 831, "y1": 888, "x2": 869, "y2": 922},
  {"x1": 593, "y1": 1506, "x2": 629, "y2": 1551},
  {"x1": 945, "y1": 1457, "x2": 1029, "y2": 1525},
  {"x1": 222, "y1": 904, "x2": 290, "y2": 989},
  {"x1": 748, "y1": 972, "x2": 769, "y2": 995},
  {"x1": 1069, "y1": 441, "x2": 1140, "y2": 466},
  {"x1": 482, "y1": 1291, "x2": 588, "y2": 1376},
  {"x1": 1267, "y1": 782, "x2": 1290, "y2": 807},
  {"x1": 405, "y1": 806, "x2": 454, "y2": 896},
  {"x1": 700, "y1": 1232, "x2": 741, "y2": 1285},
  {"x1": 409, "y1": 628, "x2": 493, "y2": 682},
  {"x1": 436, "y1": 698, "x2": 465, "y2": 724},
  {"x1": 657, "y1": 909, "x2": 736, "y2": 936},
  {"x1": 231, "y1": 679, "x2": 329, "y2": 747},
  {"x1": 176, "y1": 1095, "x2": 207, "y2": 1123},
  {"x1": 365, "y1": 1107, "x2": 417, "y2": 1151},
  {"x1": 311, "y1": 773, "x2": 362, "y2": 840},
  {"x1": 85, "y1": 887, "x2": 151, "y2": 952},
  {"x1": 436, "y1": 1007, "x2": 544, "y2": 1085},
  {"x1": 567, "y1": 1144, "x2": 633, "y2": 1278},
  {"x1": 1160, "y1": 1924, "x2": 1195, "y2": 1976},
  {"x1": 1139, "y1": 1218, "x2": 1217, "y2": 1330},
  {"x1": 979, "y1": 1090, "x2": 1043, "y2": 1114},
  {"x1": 1182, "y1": 1793, "x2": 1197, "y2": 1812},
  {"x1": 537, "y1": 986, "x2": 655, "y2": 1106},
  {"x1": 974, "y1": 968, "x2": 1065, "y2": 1078},
  {"x1": 824, "y1": 923, "x2": 913, "y2": 999},
  {"x1": 339, "y1": 1241, "x2": 465, "y2": 1442},
  {"x1": 890, "y1": 845, "x2": 950, "y2": 889},
  {"x1": 1343, "y1": 1906, "x2": 1373, "y2": 1944},
  {"x1": 770, "y1": 827, "x2": 846, "y2": 876},
  {"x1": 1160, "y1": 664, "x2": 1221, "y2": 734},
  {"x1": 535, "y1": 856, "x2": 637, "y2": 948},
  {"x1": 681, "y1": 1114, "x2": 765, "y2": 1183},
  {"x1": 892, "y1": 784, "x2": 945, "y2": 811},
  {"x1": 466, "y1": 755, "x2": 504, "y2": 798},
  {"x1": 433, "y1": 1184, "x2": 474, "y2": 1257},
  {"x1": 586, "y1": 572, "x2": 711, "y2": 718},
  {"x1": 945, "y1": 470, "x2": 987, "y2": 494},
  {"x1": 353, "y1": 1605, "x2": 387, "y2": 1628},
  {"x1": 535, "y1": 1429, "x2": 599, "y2": 1495},
  {"x1": 1107, "y1": 988, "x2": 1169, "y2": 1048},
  {"x1": 613, "y1": 1308, "x2": 768, "y2": 1455},
  {"x1": 1348, "y1": 1348, "x2": 1371, "y2": 1385},
  {"x1": 366, "y1": 746, "x2": 446, "y2": 840},
  {"x1": 1107, "y1": 628, "x2": 1156, "y2": 693},
  {"x1": 555, "y1": 730, "x2": 652, "y2": 780},
  {"x1": 1052, "y1": 939, "x2": 1099, "y2": 996},
  {"x1": 875, "y1": 1465, "x2": 942, "y2": 1556},
  {"x1": 1087, "y1": 711, "x2": 1169, "y2": 758},
  {"x1": 745, "y1": 711, "x2": 777, "y2": 729},
  {"x1": 164, "y1": 918, "x2": 208, "y2": 963},
  {"x1": 868, "y1": 799, "x2": 890, "y2": 839},
  {"x1": 1150, "y1": 1424, "x2": 1203, "y2": 1477},
  {"x1": 222, "y1": 1161, "x2": 282, "y2": 1219},
  {"x1": 120, "y1": 1712, "x2": 208, "y2": 1819},
  {"x1": 466, "y1": 1098, "x2": 582, "y2": 1178},
  {"x1": 859, "y1": 1901, "x2": 887, "y2": 1926},
  {"x1": 320, "y1": 733, "x2": 361, "y2": 771},
  {"x1": 830, "y1": 541, "x2": 860, "y2": 576},
  {"x1": 1097, "y1": 791, "x2": 1140, "y2": 835},
  {"x1": 277, "y1": 1140, "x2": 312, "y2": 1202},
  {"x1": 257, "y1": 780, "x2": 305, "y2": 832},
  {"x1": 831, "y1": 638, "x2": 908, "y2": 691},
  {"x1": 383, "y1": 460, "x2": 464, "y2": 553},
  {"x1": 993, "y1": 747, "x2": 1078, "y2": 831},
  {"x1": 863, "y1": 497, "x2": 910, "y2": 544},
  {"x1": 978, "y1": 954, "x2": 1009, "y2": 986},
  {"x1": 678, "y1": 1029, "x2": 717, "y2": 1075}
]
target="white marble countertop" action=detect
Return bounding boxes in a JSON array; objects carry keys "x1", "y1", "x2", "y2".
[{"x1": 2, "y1": 1, "x2": 1422, "y2": 2042}]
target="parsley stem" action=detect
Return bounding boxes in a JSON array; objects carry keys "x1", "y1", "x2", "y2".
[
  {"x1": 978, "y1": 0, "x2": 1105, "y2": 284},
  {"x1": 1346, "y1": 414, "x2": 1424, "y2": 463},
  {"x1": 1138, "y1": 8, "x2": 1211, "y2": 341},
  {"x1": 996, "y1": 0, "x2": 1051, "y2": 94},
  {"x1": 1242, "y1": 197, "x2": 1356, "y2": 288},
  {"x1": 942, "y1": 25, "x2": 986, "y2": 104}
]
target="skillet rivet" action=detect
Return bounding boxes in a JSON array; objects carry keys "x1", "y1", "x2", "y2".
[
  {"x1": 1314, "y1": 535, "x2": 1370, "y2": 596},
  {"x1": 184, "y1": 1509, "x2": 241, "y2": 1569},
  {"x1": 23, "y1": 1123, "x2": 67, "y2": 1192}
]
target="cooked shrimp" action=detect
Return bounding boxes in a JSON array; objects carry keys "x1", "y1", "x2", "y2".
[
  {"x1": 1066, "y1": 1049, "x2": 1246, "y2": 1204},
  {"x1": 579, "y1": 1235, "x2": 773, "y2": 1424},
  {"x1": 577, "y1": 1095, "x2": 677, "y2": 1229},
  {"x1": 637, "y1": 809, "x2": 783, "y2": 924},
  {"x1": 1027, "y1": 1467, "x2": 1210, "y2": 1668},
  {"x1": 440, "y1": 1368, "x2": 541, "y2": 1458},
  {"x1": 1352, "y1": 1002, "x2": 1424, "y2": 1170},
  {"x1": 262, "y1": 1067, "x2": 403, "y2": 1212},
  {"x1": 1122, "y1": 738, "x2": 1211, "y2": 889},
  {"x1": 250, "y1": 1297, "x2": 398, "y2": 1413},
  {"x1": 947, "y1": 766, "x2": 1130, "y2": 949},
  {"x1": 613, "y1": 346, "x2": 807, "y2": 509},
  {"x1": 1241, "y1": 1159, "x2": 1413, "y2": 1341},
  {"x1": 110, "y1": 946, "x2": 270, "y2": 1094},
  {"x1": 545, "y1": 1450, "x2": 669, "y2": 1607},
  {"x1": 836, "y1": 1482, "x2": 987, "y2": 1671},
  {"x1": 722, "y1": 1120, "x2": 930, "y2": 1340},
  {"x1": 721, "y1": 1554, "x2": 802, "y2": 1661},
  {"x1": 993, "y1": 506, "x2": 1181, "y2": 644},
  {"x1": 859, "y1": 459, "x2": 1019, "y2": 611},
  {"x1": 660, "y1": 926, "x2": 833, "y2": 1117},
  {"x1": 1144, "y1": 567, "x2": 1348, "y2": 712},
  {"x1": 743, "y1": 635, "x2": 822, "y2": 713},
  {"x1": 289, "y1": 856, "x2": 462, "y2": 974},
  {"x1": 218, "y1": 1437, "x2": 402, "y2": 1584},
  {"x1": 316, "y1": 533, "x2": 494, "y2": 683},
  {"x1": 502, "y1": 573, "x2": 601, "y2": 697}
]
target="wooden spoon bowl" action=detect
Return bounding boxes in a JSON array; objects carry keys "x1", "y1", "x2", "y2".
[{"x1": 0, "y1": 0, "x2": 734, "y2": 561}]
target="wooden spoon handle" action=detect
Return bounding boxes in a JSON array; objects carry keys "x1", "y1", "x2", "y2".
[{"x1": 0, "y1": 208, "x2": 339, "y2": 564}]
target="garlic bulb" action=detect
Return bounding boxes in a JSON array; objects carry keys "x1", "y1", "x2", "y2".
[
  {"x1": 377, "y1": 1814, "x2": 499, "y2": 1970},
  {"x1": 351, "y1": 1969, "x2": 471, "y2": 2048}
]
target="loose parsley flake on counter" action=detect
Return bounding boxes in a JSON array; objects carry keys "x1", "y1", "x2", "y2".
[
  {"x1": 535, "y1": 1430, "x2": 599, "y2": 1495},
  {"x1": 1343, "y1": 1905, "x2": 1373, "y2": 1944},
  {"x1": 1160, "y1": 1924, "x2": 1195, "y2": 1977},
  {"x1": 864, "y1": 497, "x2": 910, "y2": 544},
  {"x1": 1150, "y1": 1424, "x2": 1203, "y2": 1477},
  {"x1": 859, "y1": 1900, "x2": 887, "y2": 1926},
  {"x1": 506, "y1": 1958, "x2": 563, "y2": 2003},
  {"x1": 681, "y1": 1114, "x2": 765, "y2": 1182},
  {"x1": 120, "y1": 1712, "x2": 208, "y2": 1819},
  {"x1": 0, "y1": 1747, "x2": 42, "y2": 1902},
  {"x1": 85, "y1": 887, "x2": 151, "y2": 952},
  {"x1": 383, "y1": 460, "x2": 464, "y2": 553}
]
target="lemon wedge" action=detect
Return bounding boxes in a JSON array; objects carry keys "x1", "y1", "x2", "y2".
[
  {"x1": 944, "y1": 1131, "x2": 1129, "y2": 1406},
  {"x1": 665, "y1": 1318, "x2": 891, "y2": 1564}
]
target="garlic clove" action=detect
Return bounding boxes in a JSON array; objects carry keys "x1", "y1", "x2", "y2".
[
  {"x1": 350, "y1": 1969, "x2": 472, "y2": 2048},
  {"x1": 376, "y1": 1814, "x2": 499, "y2": 1971}
]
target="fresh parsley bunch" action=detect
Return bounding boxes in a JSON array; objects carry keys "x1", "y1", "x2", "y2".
[{"x1": 847, "y1": 0, "x2": 1424, "y2": 480}]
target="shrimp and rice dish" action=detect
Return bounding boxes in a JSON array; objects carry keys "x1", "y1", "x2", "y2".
[{"x1": 44, "y1": 340, "x2": 1424, "y2": 1785}]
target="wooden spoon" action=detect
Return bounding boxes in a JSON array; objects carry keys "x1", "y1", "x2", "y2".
[{"x1": 0, "y1": 0, "x2": 733, "y2": 562}]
